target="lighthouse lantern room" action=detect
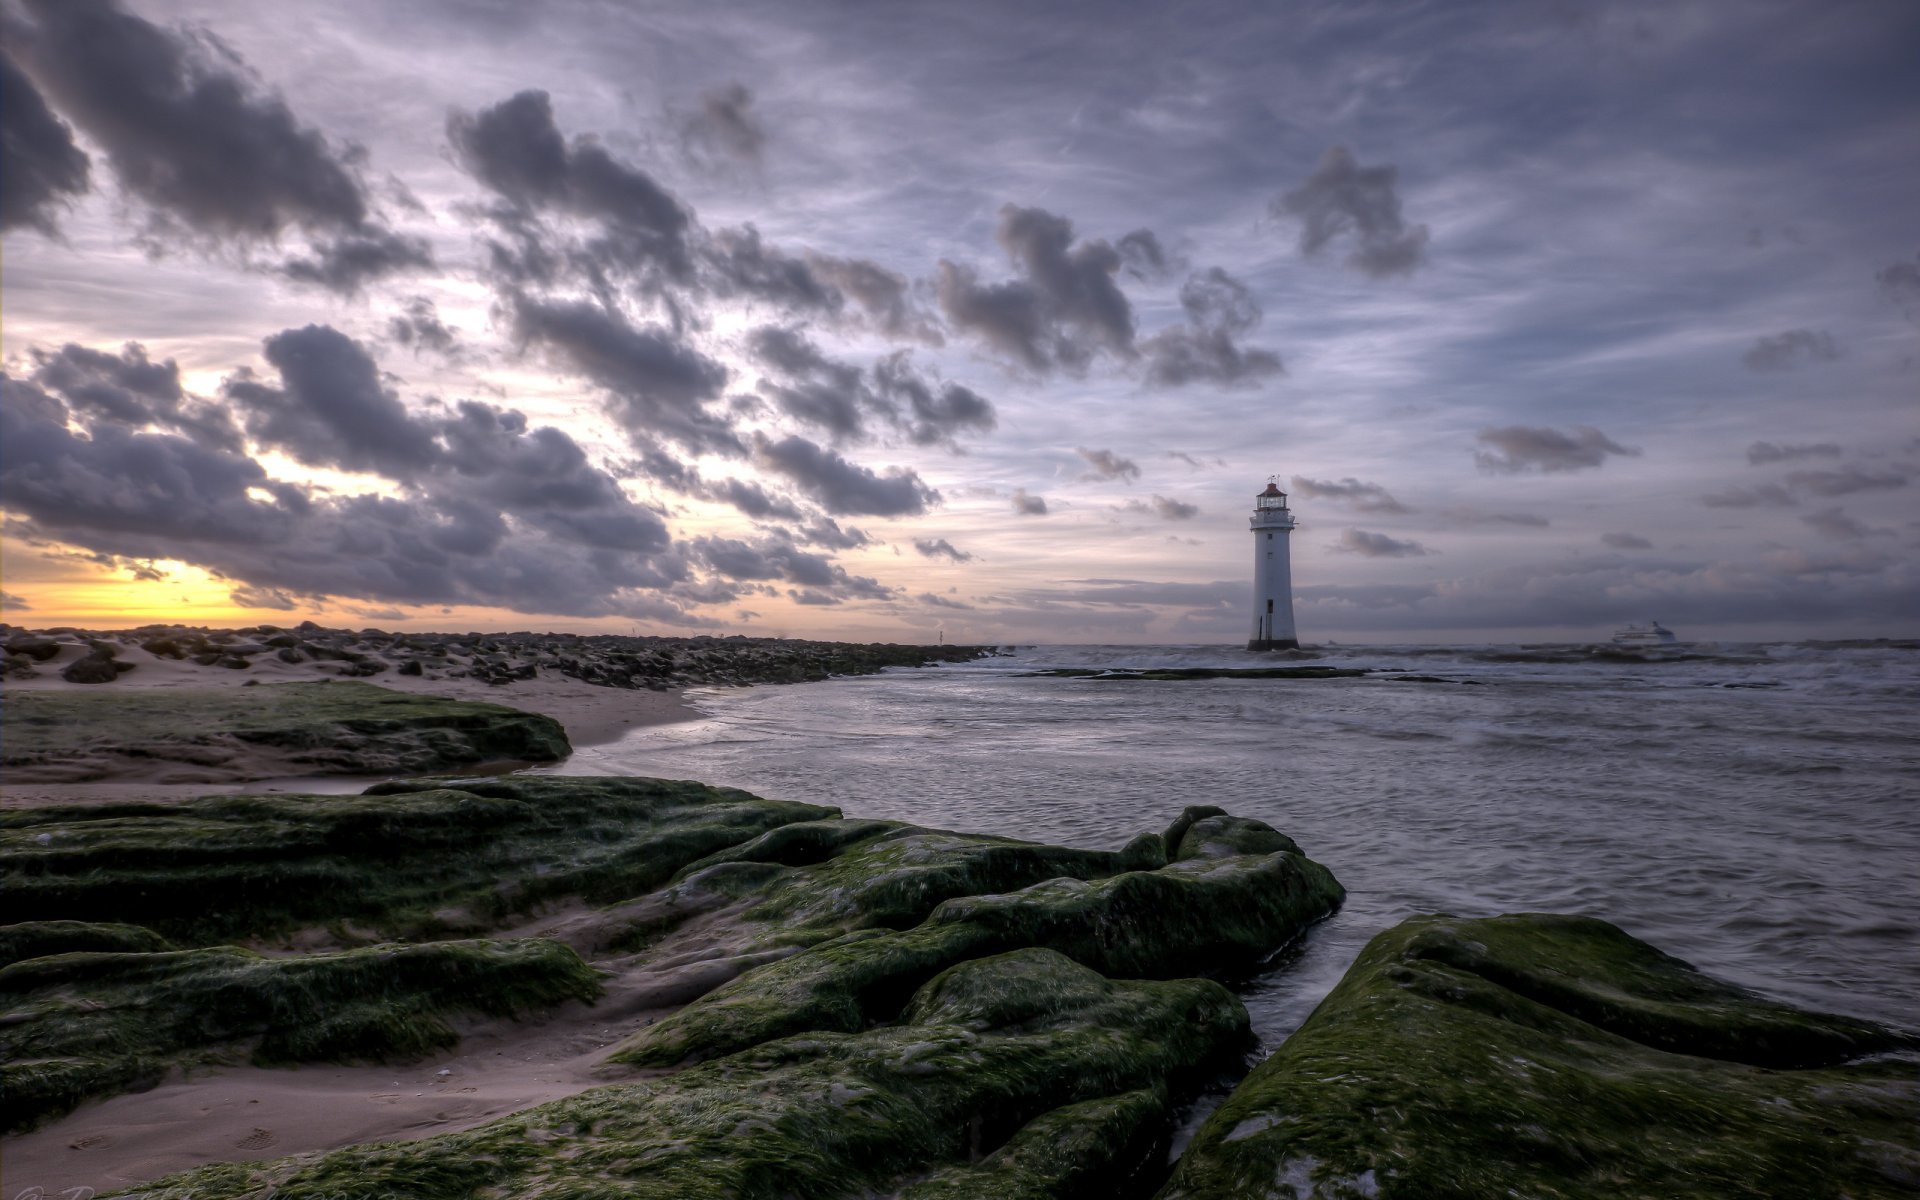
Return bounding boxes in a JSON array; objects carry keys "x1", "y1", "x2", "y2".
[{"x1": 1248, "y1": 478, "x2": 1298, "y2": 651}]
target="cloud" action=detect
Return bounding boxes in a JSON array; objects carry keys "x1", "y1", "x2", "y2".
[
  {"x1": 510, "y1": 296, "x2": 735, "y2": 456},
  {"x1": 747, "y1": 328, "x2": 996, "y2": 449},
  {"x1": 225, "y1": 324, "x2": 440, "y2": 476},
  {"x1": 1273, "y1": 146, "x2": 1429, "y2": 278},
  {"x1": 1141, "y1": 267, "x2": 1283, "y2": 388},
  {"x1": 388, "y1": 297, "x2": 463, "y2": 358},
  {"x1": 230, "y1": 584, "x2": 299, "y2": 611},
  {"x1": 936, "y1": 204, "x2": 1136, "y2": 373},
  {"x1": 1116, "y1": 229, "x2": 1171, "y2": 279},
  {"x1": 1121, "y1": 495, "x2": 1200, "y2": 520},
  {"x1": 751, "y1": 433, "x2": 937, "y2": 516},
  {"x1": 914, "y1": 537, "x2": 974, "y2": 562},
  {"x1": 30, "y1": 341, "x2": 243, "y2": 453},
  {"x1": 1799, "y1": 507, "x2": 1885, "y2": 541},
  {"x1": 1332, "y1": 528, "x2": 1432, "y2": 557},
  {"x1": 1288, "y1": 476, "x2": 1408, "y2": 514},
  {"x1": 449, "y1": 89, "x2": 693, "y2": 278},
  {"x1": 1878, "y1": 254, "x2": 1920, "y2": 317},
  {"x1": 1474, "y1": 425, "x2": 1639, "y2": 473},
  {"x1": 1742, "y1": 329, "x2": 1839, "y2": 372},
  {"x1": 872, "y1": 354, "x2": 997, "y2": 448},
  {"x1": 1746, "y1": 440, "x2": 1841, "y2": 465},
  {"x1": 6, "y1": 0, "x2": 418, "y2": 287},
  {"x1": 1, "y1": 590, "x2": 32, "y2": 611},
  {"x1": 0, "y1": 52, "x2": 91, "y2": 233},
  {"x1": 1075, "y1": 446, "x2": 1140, "y2": 482},
  {"x1": 677, "y1": 82, "x2": 766, "y2": 167},
  {"x1": 1011, "y1": 488, "x2": 1049, "y2": 515},
  {"x1": 796, "y1": 518, "x2": 871, "y2": 551},
  {"x1": 1439, "y1": 508, "x2": 1551, "y2": 528},
  {"x1": 807, "y1": 254, "x2": 943, "y2": 344},
  {"x1": 1784, "y1": 464, "x2": 1909, "y2": 497},
  {"x1": 1602, "y1": 532, "x2": 1654, "y2": 549},
  {"x1": 918, "y1": 592, "x2": 974, "y2": 610},
  {"x1": 1701, "y1": 484, "x2": 1797, "y2": 508},
  {"x1": 690, "y1": 533, "x2": 893, "y2": 602}
]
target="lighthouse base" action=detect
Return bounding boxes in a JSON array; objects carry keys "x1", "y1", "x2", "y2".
[{"x1": 1246, "y1": 638, "x2": 1299, "y2": 652}]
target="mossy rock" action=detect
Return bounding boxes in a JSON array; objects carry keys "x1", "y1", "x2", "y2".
[
  {"x1": 612, "y1": 816, "x2": 1340, "y2": 1067},
  {"x1": 129, "y1": 950, "x2": 1247, "y2": 1200},
  {"x1": 0, "y1": 937, "x2": 601, "y2": 1131},
  {"x1": 0, "y1": 920, "x2": 175, "y2": 968},
  {"x1": 1161, "y1": 913, "x2": 1920, "y2": 1199},
  {"x1": 1, "y1": 776, "x2": 837, "y2": 943},
  {"x1": 2, "y1": 681, "x2": 571, "y2": 782}
]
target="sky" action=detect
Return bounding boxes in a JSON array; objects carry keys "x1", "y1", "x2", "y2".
[{"x1": 2, "y1": 0, "x2": 1916, "y2": 644}]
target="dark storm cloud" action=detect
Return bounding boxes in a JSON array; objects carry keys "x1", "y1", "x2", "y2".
[
  {"x1": 226, "y1": 324, "x2": 440, "y2": 476},
  {"x1": 449, "y1": 89, "x2": 693, "y2": 277},
  {"x1": 707, "y1": 478, "x2": 803, "y2": 522},
  {"x1": 1701, "y1": 483, "x2": 1798, "y2": 508},
  {"x1": 1747, "y1": 440, "x2": 1841, "y2": 465},
  {"x1": 1799, "y1": 507, "x2": 1884, "y2": 541},
  {"x1": 1784, "y1": 464, "x2": 1908, "y2": 497},
  {"x1": 0, "y1": 51, "x2": 91, "y2": 233},
  {"x1": 1010, "y1": 488, "x2": 1048, "y2": 516},
  {"x1": 914, "y1": 537, "x2": 973, "y2": 562},
  {"x1": 280, "y1": 229, "x2": 434, "y2": 295},
  {"x1": 510, "y1": 296, "x2": 736, "y2": 456},
  {"x1": 751, "y1": 433, "x2": 937, "y2": 517},
  {"x1": 6, "y1": 0, "x2": 375, "y2": 242},
  {"x1": 746, "y1": 329, "x2": 995, "y2": 449},
  {"x1": 1141, "y1": 267, "x2": 1283, "y2": 388},
  {"x1": 388, "y1": 298, "x2": 462, "y2": 358},
  {"x1": 1075, "y1": 447, "x2": 1140, "y2": 482},
  {"x1": 1274, "y1": 146, "x2": 1430, "y2": 279},
  {"x1": 936, "y1": 205, "x2": 1136, "y2": 374},
  {"x1": 1474, "y1": 425, "x2": 1639, "y2": 473},
  {"x1": 1333, "y1": 528, "x2": 1431, "y2": 557},
  {"x1": 1742, "y1": 329, "x2": 1839, "y2": 372},
  {"x1": 677, "y1": 82, "x2": 766, "y2": 167},
  {"x1": 29, "y1": 341, "x2": 243, "y2": 453},
  {"x1": 4, "y1": 328, "x2": 709, "y2": 622},
  {"x1": 1289, "y1": 476, "x2": 1408, "y2": 514},
  {"x1": 1602, "y1": 532, "x2": 1654, "y2": 550}
]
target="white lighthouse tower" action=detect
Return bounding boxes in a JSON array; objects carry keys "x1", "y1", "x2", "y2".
[{"x1": 1248, "y1": 478, "x2": 1298, "y2": 651}]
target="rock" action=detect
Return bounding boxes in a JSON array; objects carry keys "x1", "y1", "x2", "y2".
[
  {"x1": 139, "y1": 637, "x2": 186, "y2": 658},
  {"x1": 129, "y1": 949, "x2": 1247, "y2": 1199},
  {"x1": 0, "y1": 920, "x2": 176, "y2": 968},
  {"x1": 4, "y1": 653, "x2": 37, "y2": 680},
  {"x1": 60, "y1": 645, "x2": 132, "y2": 684},
  {"x1": 396, "y1": 658, "x2": 424, "y2": 675},
  {"x1": 0, "y1": 937, "x2": 600, "y2": 1132},
  {"x1": 1161, "y1": 913, "x2": 1920, "y2": 1200},
  {"x1": 3, "y1": 637, "x2": 62, "y2": 662}
]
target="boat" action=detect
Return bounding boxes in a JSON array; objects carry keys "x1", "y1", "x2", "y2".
[{"x1": 1611, "y1": 621, "x2": 1678, "y2": 647}]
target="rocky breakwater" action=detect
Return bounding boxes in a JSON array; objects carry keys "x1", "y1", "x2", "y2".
[
  {"x1": 1164, "y1": 912, "x2": 1920, "y2": 1199},
  {"x1": 2, "y1": 622, "x2": 990, "y2": 688},
  {"x1": 0, "y1": 778, "x2": 1343, "y2": 1197},
  {"x1": 2, "y1": 681, "x2": 571, "y2": 783}
]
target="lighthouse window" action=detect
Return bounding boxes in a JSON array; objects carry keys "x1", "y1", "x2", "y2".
[
  {"x1": 1267, "y1": 534, "x2": 1273, "y2": 541},
  {"x1": 1267, "y1": 600, "x2": 1273, "y2": 614}
]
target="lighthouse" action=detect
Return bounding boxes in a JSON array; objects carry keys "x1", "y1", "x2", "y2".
[{"x1": 1247, "y1": 478, "x2": 1298, "y2": 651}]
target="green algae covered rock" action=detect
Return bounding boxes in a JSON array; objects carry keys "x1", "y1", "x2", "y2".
[
  {"x1": 0, "y1": 920, "x2": 175, "y2": 967},
  {"x1": 610, "y1": 811, "x2": 1341, "y2": 1067},
  {"x1": 125, "y1": 949, "x2": 1246, "y2": 1200},
  {"x1": 1, "y1": 776, "x2": 837, "y2": 943},
  {"x1": 0, "y1": 937, "x2": 601, "y2": 1132},
  {"x1": 2, "y1": 681, "x2": 570, "y2": 783},
  {"x1": 1161, "y1": 912, "x2": 1920, "y2": 1200}
]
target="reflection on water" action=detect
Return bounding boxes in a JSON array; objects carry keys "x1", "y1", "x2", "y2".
[{"x1": 546, "y1": 641, "x2": 1920, "y2": 1044}]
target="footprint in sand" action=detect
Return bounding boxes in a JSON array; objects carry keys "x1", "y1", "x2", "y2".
[
  {"x1": 236, "y1": 1127, "x2": 279, "y2": 1151},
  {"x1": 70, "y1": 1132, "x2": 112, "y2": 1150}
]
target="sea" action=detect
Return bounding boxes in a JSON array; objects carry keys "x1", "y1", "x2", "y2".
[{"x1": 543, "y1": 640, "x2": 1920, "y2": 1070}]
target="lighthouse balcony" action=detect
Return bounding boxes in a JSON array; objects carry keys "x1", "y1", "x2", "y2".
[{"x1": 1249, "y1": 512, "x2": 1296, "y2": 530}]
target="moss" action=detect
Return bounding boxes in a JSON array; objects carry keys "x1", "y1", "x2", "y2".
[
  {"x1": 1, "y1": 776, "x2": 836, "y2": 943},
  {"x1": 0, "y1": 920, "x2": 174, "y2": 967},
  {"x1": 2, "y1": 681, "x2": 570, "y2": 780},
  {"x1": 1162, "y1": 912, "x2": 1920, "y2": 1200},
  {"x1": 132, "y1": 950, "x2": 1248, "y2": 1200},
  {"x1": 0, "y1": 937, "x2": 601, "y2": 1131},
  {"x1": 899, "y1": 1087, "x2": 1170, "y2": 1199},
  {"x1": 613, "y1": 826, "x2": 1340, "y2": 1067}
]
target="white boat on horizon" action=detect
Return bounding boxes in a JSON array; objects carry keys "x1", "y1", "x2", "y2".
[{"x1": 1612, "y1": 621, "x2": 1679, "y2": 647}]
